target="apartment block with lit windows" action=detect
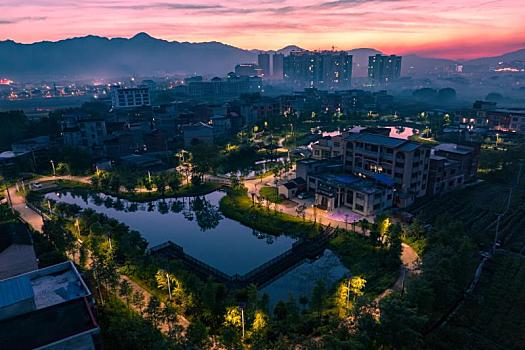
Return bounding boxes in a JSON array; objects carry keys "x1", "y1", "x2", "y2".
[{"x1": 343, "y1": 133, "x2": 431, "y2": 208}]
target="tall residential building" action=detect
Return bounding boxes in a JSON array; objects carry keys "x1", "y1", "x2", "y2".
[
  {"x1": 257, "y1": 53, "x2": 271, "y2": 78},
  {"x1": 283, "y1": 51, "x2": 353, "y2": 88},
  {"x1": 110, "y1": 85, "x2": 151, "y2": 109},
  {"x1": 368, "y1": 54, "x2": 402, "y2": 84},
  {"x1": 272, "y1": 53, "x2": 284, "y2": 79}
]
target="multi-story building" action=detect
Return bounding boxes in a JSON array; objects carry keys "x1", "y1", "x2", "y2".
[
  {"x1": 0, "y1": 261, "x2": 99, "y2": 350},
  {"x1": 433, "y1": 143, "x2": 480, "y2": 183},
  {"x1": 272, "y1": 53, "x2": 284, "y2": 79},
  {"x1": 344, "y1": 133, "x2": 431, "y2": 207},
  {"x1": 427, "y1": 155, "x2": 465, "y2": 196},
  {"x1": 63, "y1": 118, "x2": 107, "y2": 152},
  {"x1": 188, "y1": 75, "x2": 262, "y2": 98},
  {"x1": 311, "y1": 133, "x2": 347, "y2": 160},
  {"x1": 368, "y1": 54, "x2": 402, "y2": 84},
  {"x1": 234, "y1": 63, "x2": 261, "y2": 77},
  {"x1": 295, "y1": 158, "x2": 394, "y2": 216},
  {"x1": 257, "y1": 53, "x2": 271, "y2": 78},
  {"x1": 110, "y1": 85, "x2": 151, "y2": 109},
  {"x1": 283, "y1": 51, "x2": 352, "y2": 89}
]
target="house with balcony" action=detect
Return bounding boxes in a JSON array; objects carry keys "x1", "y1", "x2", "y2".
[{"x1": 343, "y1": 133, "x2": 431, "y2": 208}]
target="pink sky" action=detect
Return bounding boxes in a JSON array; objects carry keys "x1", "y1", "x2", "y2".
[{"x1": 1, "y1": 0, "x2": 524, "y2": 59}]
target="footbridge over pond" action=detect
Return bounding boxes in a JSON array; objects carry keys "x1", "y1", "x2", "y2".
[{"x1": 148, "y1": 226, "x2": 337, "y2": 289}]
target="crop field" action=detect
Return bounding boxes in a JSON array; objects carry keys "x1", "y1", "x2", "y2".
[
  {"x1": 414, "y1": 175, "x2": 525, "y2": 254},
  {"x1": 428, "y1": 252, "x2": 525, "y2": 350}
]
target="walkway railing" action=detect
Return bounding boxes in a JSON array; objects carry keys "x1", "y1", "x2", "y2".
[{"x1": 149, "y1": 225, "x2": 337, "y2": 288}]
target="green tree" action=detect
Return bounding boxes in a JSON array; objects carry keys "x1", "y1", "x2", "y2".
[
  {"x1": 119, "y1": 279, "x2": 132, "y2": 307},
  {"x1": 310, "y1": 279, "x2": 327, "y2": 320}
]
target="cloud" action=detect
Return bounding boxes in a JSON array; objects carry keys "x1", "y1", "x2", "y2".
[{"x1": 0, "y1": 16, "x2": 46, "y2": 24}]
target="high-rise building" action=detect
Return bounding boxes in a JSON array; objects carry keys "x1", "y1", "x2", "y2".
[
  {"x1": 257, "y1": 53, "x2": 271, "y2": 78},
  {"x1": 272, "y1": 53, "x2": 284, "y2": 79},
  {"x1": 367, "y1": 54, "x2": 402, "y2": 84},
  {"x1": 283, "y1": 51, "x2": 352, "y2": 88}
]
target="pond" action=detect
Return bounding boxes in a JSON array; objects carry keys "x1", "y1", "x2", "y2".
[{"x1": 45, "y1": 190, "x2": 348, "y2": 305}]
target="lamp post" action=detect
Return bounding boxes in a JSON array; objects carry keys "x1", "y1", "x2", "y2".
[
  {"x1": 166, "y1": 273, "x2": 172, "y2": 300},
  {"x1": 50, "y1": 160, "x2": 56, "y2": 177}
]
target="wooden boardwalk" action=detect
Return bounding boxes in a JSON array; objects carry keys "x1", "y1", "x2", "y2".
[{"x1": 148, "y1": 226, "x2": 337, "y2": 289}]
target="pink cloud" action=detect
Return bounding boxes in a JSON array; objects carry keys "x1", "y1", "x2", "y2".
[{"x1": 0, "y1": 0, "x2": 523, "y2": 59}]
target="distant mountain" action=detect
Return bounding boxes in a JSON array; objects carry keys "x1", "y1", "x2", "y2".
[
  {"x1": 0, "y1": 33, "x2": 522, "y2": 80},
  {"x1": 276, "y1": 45, "x2": 304, "y2": 55},
  {"x1": 402, "y1": 55, "x2": 458, "y2": 75},
  {"x1": 464, "y1": 48, "x2": 525, "y2": 69},
  {"x1": 0, "y1": 33, "x2": 257, "y2": 80},
  {"x1": 347, "y1": 48, "x2": 382, "y2": 77}
]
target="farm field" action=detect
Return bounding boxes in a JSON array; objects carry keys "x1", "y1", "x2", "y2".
[{"x1": 428, "y1": 252, "x2": 525, "y2": 350}]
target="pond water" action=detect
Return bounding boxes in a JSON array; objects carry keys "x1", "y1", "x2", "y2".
[{"x1": 45, "y1": 190, "x2": 348, "y2": 304}]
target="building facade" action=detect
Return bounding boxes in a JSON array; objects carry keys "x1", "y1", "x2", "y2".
[
  {"x1": 272, "y1": 53, "x2": 284, "y2": 79},
  {"x1": 110, "y1": 85, "x2": 151, "y2": 109},
  {"x1": 283, "y1": 51, "x2": 353, "y2": 89},
  {"x1": 368, "y1": 54, "x2": 402, "y2": 84},
  {"x1": 257, "y1": 53, "x2": 271, "y2": 78},
  {"x1": 344, "y1": 133, "x2": 430, "y2": 208}
]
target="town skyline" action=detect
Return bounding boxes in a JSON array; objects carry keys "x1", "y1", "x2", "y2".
[{"x1": 1, "y1": 0, "x2": 524, "y2": 60}]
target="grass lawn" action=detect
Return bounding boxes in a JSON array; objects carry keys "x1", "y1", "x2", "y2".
[
  {"x1": 219, "y1": 189, "x2": 321, "y2": 237},
  {"x1": 259, "y1": 186, "x2": 283, "y2": 204}
]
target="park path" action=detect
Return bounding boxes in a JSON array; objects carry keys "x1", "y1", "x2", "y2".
[
  {"x1": 7, "y1": 178, "x2": 190, "y2": 335},
  {"x1": 242, "y1": 173, "x2": 420, "y2": 294}
]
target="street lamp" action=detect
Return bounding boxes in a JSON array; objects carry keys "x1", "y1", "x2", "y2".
[{"x1": 50, "y1": 160, "x2": 56, "y2": 177}]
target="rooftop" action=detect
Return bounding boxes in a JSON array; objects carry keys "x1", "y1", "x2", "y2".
[
  {"x1": 345, "y1": 133, "x2": 408, "y2": 148},
  {"x1": 312, "y1": 173, "x2": 382, "y2": 194},
  {"x1": 0, "y1": 261, "x2": 90, "y2": 313},
  {"x1": 434, "y1": 143, "x2": 473, "y2": 155}
]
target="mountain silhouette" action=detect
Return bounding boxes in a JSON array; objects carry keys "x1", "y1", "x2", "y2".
[{"x1": 0, "y1": 33, "x2": 523, "y2": 80}]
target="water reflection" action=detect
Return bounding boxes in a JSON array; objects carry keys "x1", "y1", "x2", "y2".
[{"x1": 46, "y1": 191, "x2": 296, "y2": 275}]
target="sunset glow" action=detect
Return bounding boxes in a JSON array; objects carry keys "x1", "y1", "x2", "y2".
[{"x1": 1, "y1": 0, "x2": 524, "y2": 59}]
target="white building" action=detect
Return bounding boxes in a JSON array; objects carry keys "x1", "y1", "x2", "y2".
[{"x1": 110, "y1": 85, "x2": 151, "y2": 109}]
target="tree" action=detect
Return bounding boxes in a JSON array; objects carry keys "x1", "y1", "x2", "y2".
[
  {"x1": 145, "y1": 296, "x2": 162, "y2": 327},
  {"x1": 55, "y1": 162, "x2": 71, "y2": 175},
  {"x1": 376, "y1": 296, "x2": 426, "y2": 349},
  {"x1": 167, "y1": 172, "x2": 181, "y2": 192},
  {"x1": 119, "y1": 279, "x2": 132, "y2": 307},
  {"x1": 348, "y1": 276, "x2": 366, "y2": 302},
  {"x1": 310, "y1": 279, "x2": 327, "y2": 320},
  {"x1": 224, "y1": 306, "x2": 242, "y2": 328},
  {"x1": 153, "y1": 175, "x2": 167, "y2": 196},
  {"x1": 186, "y1": 320, "x2": 210, "y2": 349},
  {"x1": 131, "y1": 291, "x2": 145, "y2": 311},
  {"x1": 437, "y1": 88, "x2": 457, "y2": 102}
]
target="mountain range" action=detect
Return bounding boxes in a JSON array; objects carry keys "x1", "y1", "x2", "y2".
[{"x1": 0, "y1": 33, "x2": 523, "y2": 81}]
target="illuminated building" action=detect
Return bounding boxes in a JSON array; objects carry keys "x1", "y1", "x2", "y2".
[
  {"x1": 110, "y1": 85, "x2": 151, "y2": 109},
  {"x1": 272, "y1": 53, "x2": 284, "y2": 79},
  {"x1": 283, "y1": 51, "x2": 353, "y2": 89},
  {"x1": 344, "y1": 133, "x2": 430, "y2": 208},
  {"x1": 368, "y1": 54, "x2": 402, "y2": 84},
  {"x1": 234, "y1": 63, "x2": 261, "y2": 77},
  {"x1": 257, "y1": 53, "x2": 271, "y2": 78}
]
